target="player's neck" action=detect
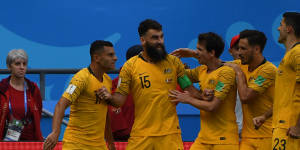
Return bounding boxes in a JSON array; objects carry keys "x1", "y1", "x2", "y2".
[
  {"x1": 141, "y1": 51, "x2": 153, "y2": 63},
  {"x1": 90, "y1": 63, "x2": 104, "y2": 82},
  {"x1": 10, "y1": 76, "x2": 25, "y2": 91},
  {"x1": 248, "y1": 55, "x2": 264, "y2": 72},
  {"x1": 285, "y1": 35, "x2": 300, "y2": 52},
  {"x1": 206, "y1": 58, "x2": 223, "y2": 73}
]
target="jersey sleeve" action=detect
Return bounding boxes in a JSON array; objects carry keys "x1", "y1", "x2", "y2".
[
  {"x1": 248, "y1": 64, "x2": 276, "y2": 94},
  {"x1": 172, "y1": 56, "x2": 186, "y2": 78},
  {"x1": 186, "y1": 68, "x2": 200, "y2": 83},
  {"x1": 214, "y1": 67, "x2": 236, "y2": 100},
  {"x1": 290, "y1": 49, "x2": 300, "y2": 106},
  {"x1": 62, "y1": 70, "x2": 87, "y2": 103},
  {"x1": 290, "y1": 49, "x2": 300, "y2": 82},
  {"x1": 116, "y1": 61, "x2": 132, "y2": 96}
]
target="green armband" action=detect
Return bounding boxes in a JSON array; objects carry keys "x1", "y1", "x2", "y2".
[{"x1": 178, "y1": 74, "x2": 192, "y2": 89}]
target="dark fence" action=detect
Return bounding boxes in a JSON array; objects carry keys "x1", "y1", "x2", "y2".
[
  {"x1": 0, "y1": 69, "x2": 119, "y2": 100},
  {"x1": 0, "y1": 69, "x2": 119, "y2": 126}
]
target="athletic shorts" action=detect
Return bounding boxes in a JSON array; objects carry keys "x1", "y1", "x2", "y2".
[
  {"x1": 190, "y1": 142, "x2": 239, "y2": 150},
  {"x1": 62, "y1": 141, "x2": 108, "y2": 150},
  {"x1": 240, "y1": 137, "x2": 272, "y2": 150},
  {"x1": 126, "y1": 133, "x2": 183, "y2": 150}
]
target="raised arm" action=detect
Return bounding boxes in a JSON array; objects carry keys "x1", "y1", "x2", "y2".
[
  {"x1": 170, "y1": 48, "x2": 198, "y2": 58},
  {"x1": 225, "y1": 62, "x2": 276, "y2": 104},
  {"x1": 225, "y1": 63, "x2": 260, "y2": 103}
]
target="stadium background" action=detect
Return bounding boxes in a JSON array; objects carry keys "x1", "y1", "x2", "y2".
[{"x1": 0, "y1": 0, "x2": 299, "y2": 142}]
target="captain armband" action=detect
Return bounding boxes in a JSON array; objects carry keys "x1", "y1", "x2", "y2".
[{"x1": 178, "y1": 74, "x2": 192, "y2": 89}]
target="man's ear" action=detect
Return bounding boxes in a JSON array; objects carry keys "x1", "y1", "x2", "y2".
[
  {"x1": 92, "y1": 53, "x2": 101, "y2": 62},
  {"x1": 254, "y1": 45, "x2": 261, "y2": 54},
  {"x1": 140, "y1": 36, "x2": 146, "y2": 45},
  {"x1": 286, "y1": 25, "x2": 293, "y2": 34},
  {"x1": 229, "y1": 49, "x2": 233, "y2": 55},
  {"x1": 210, "y1": 49, "x2": 216, "y2": 57}
]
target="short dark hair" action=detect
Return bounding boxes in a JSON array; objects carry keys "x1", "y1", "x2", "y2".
[
  {"x1": 283, "y1": 12, "x2": 300, "y2": 38},
  {"x1": 239, "y1": 30, "x2": 267, "y2": 53},
  {"x1": 126, "y1": 45, "x2": 143, "y2": 60},
  {"x1": 138, "y1": 19, "x2": 162, "y2": 37},
  {"x1": 90, "y1": 40, "x2": 113, "y2": 57},
  {"x1": 197, "y1": 32, "x2": 225, "y2": 58}
]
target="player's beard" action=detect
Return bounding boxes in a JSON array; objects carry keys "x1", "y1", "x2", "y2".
[
  {"x1": 278, "y1": 33, "x2": 286, "y2": 44},
  {"x1": 241, "y1": 52, "x2": 254, "y2": 65},
  {"x1": 145, "y1": 42, "x2": 167, "y2": 63}
]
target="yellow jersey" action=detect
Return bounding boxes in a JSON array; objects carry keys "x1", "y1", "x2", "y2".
[
  {"x1": 273, "y1": 44, "x2": 300, "y2": 129},
  {"x1": 239, "y1": 60, "x2": 276, "y2": 138},
  {"x1": 62, "y1": 67, "x2": 111, "y2": 146},
  {"x1": 116, "y1": 54, "x2": 185, "y2": 136},
  {"x1": 187, "y1": 65, "x2": 239, "y2": 144}
]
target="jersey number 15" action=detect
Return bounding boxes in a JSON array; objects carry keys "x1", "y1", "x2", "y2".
[{"x1": 139, "y1": 75, "x2": 151, "y2": 88}]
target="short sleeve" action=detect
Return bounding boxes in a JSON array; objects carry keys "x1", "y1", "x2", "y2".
[
  {"x1": 290, "y1": 49, "x2": 300, "y2": 82},
  {"x1": 116, "y1": 61, "x2": 132, "y2": 96},
  {"x1": 214, "y1": 67, "x2": 236, "y2": 100},
  {"x1": 248, "y1": 64, "x2": 276, "y2": 94},
  {"x1": 172, "y1": 56, "x2": 186, "y2": 78},
  {"x1": 62, "y1": 71, "x2": 87, "y2": 103},
  {"x1": 186, "y1": 68, "x2": 200, "y2": 83}
]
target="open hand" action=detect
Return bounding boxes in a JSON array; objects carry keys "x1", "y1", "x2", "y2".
[
  {"x1": 170, "y1": 48, "x2": 196, "y2": 58},
  {"x1": 43, "y1": 132, "x2": 59, "y2": 150},
  {"x1": 169, "y1": 90, "x2": 192, "y2": 104},
  {"x1": 202, "y1": 89, "x2": 214, "y2": 101}
]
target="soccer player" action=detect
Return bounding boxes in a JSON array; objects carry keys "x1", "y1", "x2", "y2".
[
  {"x1": 170, "y1": 32, "x2": 239, "y2": 150},
  {"x1": 225, "y1": 30, "x2": 276, "y2": 150},
  {"x1": 272, "y1": 12, "x2": 300, "y2": 149},
  {"x1": 43, "y1": 40, "x2": 117, "y2": 150},
  {"x1": 97, "y1": 19, "x2": 202, "y2": 150}
]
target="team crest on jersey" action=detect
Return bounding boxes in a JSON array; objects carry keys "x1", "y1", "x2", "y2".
[
  {"x1": 254, "y1": 75, "x2": 266, "y2": 86},
  {"x1": 215, "y1": 81, "x2": 224, "y2": 92},
  {"x1": 164, "y1": 68, "x2": 172, "y2": 74}
]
